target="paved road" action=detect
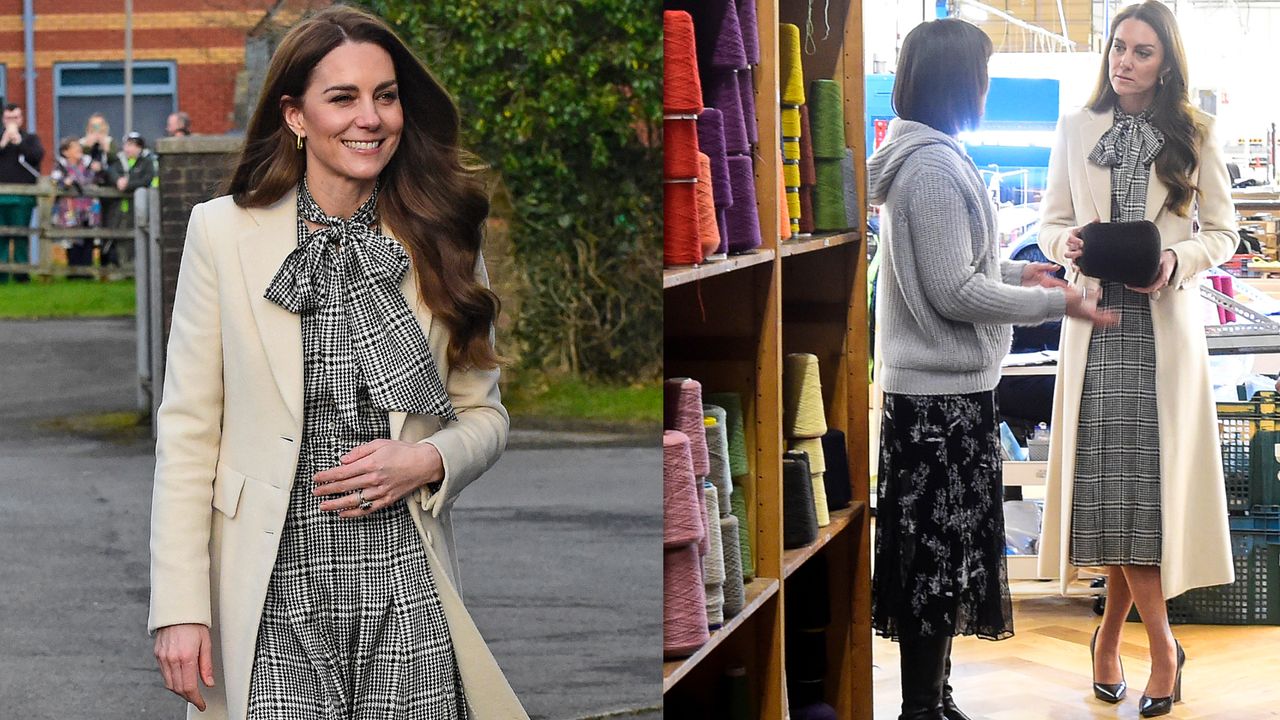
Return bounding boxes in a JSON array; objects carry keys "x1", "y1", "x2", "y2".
[{"x1": 0, "y1": 319, "x2": 661, "y2": 720}]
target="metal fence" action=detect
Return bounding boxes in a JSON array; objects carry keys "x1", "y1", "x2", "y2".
[{"x1": 0, "y1": 179, "x2": 139, "y2": 280}]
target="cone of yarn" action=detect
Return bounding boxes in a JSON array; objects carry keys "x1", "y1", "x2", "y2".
[
  {"x1": 703, "y1": 482, "x2": 726, "y2": 626},
  {"x1": 783, "y1": 139, "x2": 800, "y2": 161},
  {"x1": 664, "y1": 118, "x2": 700, "y2": 179},
  {"x1": 664, "y1": 430, "x2": 706, "y2": 548},
  {"x1": 738, "y1": 67, "x2": 757, "y2": 147},
  {"x1": 787, "y1": 444, "x2": 829, "y2": 526},
  {"x1": 788, "y1": 437, "x2": 826, "y2": 474},
  {"x1": 782, "y1": 452, "x2": 819, "y2": 548},
  {"x1": 729, "y1": 485, "x2": 755, "y2": 579},
  {"x1": 663, "y1": 181, "x2": 702, "y2": 266},
  {"x1": 696, "y1": 153, "x2": 721, "y2": 260},
  {"x1": 779, "y1": 23, "x2": 805, "y2": 105},
  {"x1": 663, "y1": 12, "x2": 703, "y2": 114},
  {"x1": 800, "y1": 105, "x2": 817, "y2": 185},
  {"x1": 703, "y1": 406, "x2": 733, "y2": 512},
  {"x1": 820, "y1": 429, "x2": 852, "y2": 510},
  {"x1": 724, "y1": 665, "x2": 751, "y2": 720},
  {"x1": 781, "y1": 106, "x2": 802, "y2": 139},
  {"x1": 809, "y1": 80, "x2": 845, "y2": 158},
  {"x1": 697, "y1": 108, "x2": 734, "y2": 209},
  {"x1": 799, "y1": 186, "x2": 815, "y2": 233},
  {"x1": 842, "y1": 147, "x2": 860, "y2": 227},
  {"x1": 705, "y1": 70, "x2": 749, "y2": 155},
  {"x1": 778, "y1": 153, "x2": 791, "y2": 240},
  {"x1": 725, "y1": 155, "x2": 762, "y2": 253},
  {"x1": 705, "y1": 392, "x2": 748, "y2": 476},
  {"x1": 813, "y1": 158, "x2": 848, "y2": 231},
  {"x1": 787, "y1": 552, "x2": 831, "y2": 629},
  {"x1": 810, "y1": 471, "x2": 830, "y2": 526},
  {"x1": 664, "y1": 544, "x2": 710, "y2": 658},
  {"x1": 786, "y1": 627, "x2": 827, "y2": 681},
  {"x1": 784, "y1": 353, "x2": 828, "y2": 438},
  {"x1": 736, "y1": 0, "x2": 759, "y2": 65},
  {"x1": 793, "y1": 702, "x2": 837, "y2": 720},
  {"x1": 716, "y1": 207, "x2": 730, "y2": 255},
  {"x1": 720, "y1": 514, "x2": 746, "y2": 617},
  {"x1": 695, "y1": 0, "x2": 748, "y2": 71},
  {"x1": 786, "y1": 189, "x2": 801, "y2": 234},
  {"x1": 664, "y1": 378, "x2": 710, "y2": 475},
  {"x1": 784, "y1": 161, "x2": 801, "y2": 189}
]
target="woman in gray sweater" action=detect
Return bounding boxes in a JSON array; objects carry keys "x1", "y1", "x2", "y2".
[{"x1": 867, "y1": 18, "x2": 1115, "y2": 720}]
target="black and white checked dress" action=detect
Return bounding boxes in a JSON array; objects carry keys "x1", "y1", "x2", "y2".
[
  {"x1": 247, "y1": 181, "x2": 467, "y2": 719},
  {"x1": 1070, "y1": 107, "x2": 1164, "y2": 567}
]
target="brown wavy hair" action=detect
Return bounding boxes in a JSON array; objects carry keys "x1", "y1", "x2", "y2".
[
  {"x1": 225, "y1": 4, "x2": 499, "y2": 370},
  {"x1": 1087, "y1": 0, "x2": 1201, "y2": 217}
]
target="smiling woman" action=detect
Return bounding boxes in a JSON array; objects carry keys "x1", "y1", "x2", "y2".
[{"x1": 147, "y1": 5, "x2": 524, "y2": 720}]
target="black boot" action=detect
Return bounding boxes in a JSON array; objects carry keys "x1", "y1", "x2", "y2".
[
  {"x1": 898, "y1": 633, "x2": 948, "y2": 720},
  {"x1": 942, "y1": 637, "x2": 973, "y2": 720}
]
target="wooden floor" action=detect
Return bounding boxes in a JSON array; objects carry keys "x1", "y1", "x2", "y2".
[{"x1": 870, "y1": 588, "x2": 1280, "y2": 719}]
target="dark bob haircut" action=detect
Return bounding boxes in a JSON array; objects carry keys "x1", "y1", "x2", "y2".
[{"x1": 892, "y1": 18, "x2": 993, "y2": 135}]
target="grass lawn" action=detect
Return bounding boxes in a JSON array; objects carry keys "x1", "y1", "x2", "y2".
[
  {"x1": 0, "y1": 277, "x2": 136, "y2": 318},
  {"x1": 503, "y1": 373, "x2": 661, "y2": 427}
]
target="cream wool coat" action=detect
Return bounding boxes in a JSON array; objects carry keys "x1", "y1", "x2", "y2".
[
  {"x1": 148, "y1": 188, "x2": 528, "y2": 720},
  {"x1": 1036, "y1": 107, "x2": 1237, "y2": 599}
]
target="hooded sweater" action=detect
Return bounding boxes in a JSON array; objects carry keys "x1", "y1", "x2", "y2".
[{"x1": 869, "y1": 119, "x2": 1067, "y2": 395}]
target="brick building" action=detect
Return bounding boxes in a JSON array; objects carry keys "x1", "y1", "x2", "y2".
[{"x1": 0, "y1": 0, "x2": 328, "y2": 173}]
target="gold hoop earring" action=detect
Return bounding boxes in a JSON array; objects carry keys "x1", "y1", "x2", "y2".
[{"x1": 295, "y1": 133, "x2": 304, "y2": 150}]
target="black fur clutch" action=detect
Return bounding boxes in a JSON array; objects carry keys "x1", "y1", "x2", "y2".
[{"x1": 1077, "y1": 220, "x2": 1162, "y2": 287}]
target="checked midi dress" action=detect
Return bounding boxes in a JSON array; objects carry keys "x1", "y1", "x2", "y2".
[
  {"x1": 246, "y1": 181, "x2": 468, "y2": 720},
  {"x1": 1070, "y1": 107, "x2": 1165, "y2": 567}
]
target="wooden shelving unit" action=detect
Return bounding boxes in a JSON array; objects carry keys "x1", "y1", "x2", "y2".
[
  {"x1": 664, "y1": 249, "x2": 778, "y2": 288},
  {"x1": 662, "y1": 0, "x2": 872, "y2": 717}
]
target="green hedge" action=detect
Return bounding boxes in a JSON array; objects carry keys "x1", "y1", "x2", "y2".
[{"x1": 359, "y1": 0, "x2": 662, "y2": 383}]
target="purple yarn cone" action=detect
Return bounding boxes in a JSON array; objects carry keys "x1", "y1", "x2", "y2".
[
  {"x1": 700, "y1": 0, "x2": 748, "y2": 70},
  {"x1": 738, "y1": 67, "x2": 757, "y2": 147},
  {"x1": 697, "y1": 108, "x2": 734, "y2": 210},
  {"x1": 705, "y1": 70, "x2": 748, "y2": 156},
  {"x1": 725, "y1": 155, "x2": 761, "y2": 254},
  {"x1": 737, "y1": 0, "x2": 759, "y2": 65},
  {"x1": 716, "y1": 208, "x2": 729, "y2": 254}
]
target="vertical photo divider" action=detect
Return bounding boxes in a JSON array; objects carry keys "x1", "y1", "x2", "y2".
[
  {"x1": 752, "y1": 3, "x2": 786, "y2": 718},
  {"x1": 838, "y1": 1, "x2": 874, "y2": 718}
]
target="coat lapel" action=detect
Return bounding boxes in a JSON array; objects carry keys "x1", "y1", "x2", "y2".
[
  {"x1": 1145, "y1": 163, "x2": 1170, "y2": 222},
  {"x1": 1079, "y1": 109, "x2": 1114, "y2": 222},
  {"x1": 239, "y1": 188, "x2": 304, "y2": 428}
]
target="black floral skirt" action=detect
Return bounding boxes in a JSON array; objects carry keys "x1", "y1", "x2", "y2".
[{"x1": 872, "y1": 391, "x2": 1014, "y2": 641}]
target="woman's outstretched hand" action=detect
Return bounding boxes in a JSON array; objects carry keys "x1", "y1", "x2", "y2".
[
  {"x1": 1063, "y1": 285, "x2": 1119, "y2": 328},
  {"x1": 1021, "y1": 261, "x2": 1065, "y2": 288},
  {"x1": 312, "y1": 440, "x2": 445, "y2": 518}
]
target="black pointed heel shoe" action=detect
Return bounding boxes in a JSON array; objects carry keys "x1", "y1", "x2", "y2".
[
  {"x1": 1139, "y1": 640, "x2": 1185, "y2": 718},
  {"x1": 1090, "y1": 627, "x2": 1127, "y2": 703}
]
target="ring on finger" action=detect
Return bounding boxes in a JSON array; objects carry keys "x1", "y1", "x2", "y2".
[{"x1": 357, "y1": 488, "x2": 374, "y2": 511}]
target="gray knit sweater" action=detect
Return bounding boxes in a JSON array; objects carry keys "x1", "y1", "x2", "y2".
[{"x1": 869, "y1": 119, "x2": 1068, "y2": 395}]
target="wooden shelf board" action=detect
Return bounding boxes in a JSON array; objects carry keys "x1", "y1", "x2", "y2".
[
  {"x1": 664, "y1": 249, "x2": 776, "y2": 289},
  {"x1": 662, "y1": 576, "x2": 781, "y2": 693},
  {"x1": 780, "y1": 230, "x2": 860, "y2": 258},
  {"x1": 782, "y1": 501, "x2": 866, "y2": 579}
]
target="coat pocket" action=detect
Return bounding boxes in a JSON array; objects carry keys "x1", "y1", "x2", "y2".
[{"x1": 212, "y1": 462, "x2": 247, "y2": 518}]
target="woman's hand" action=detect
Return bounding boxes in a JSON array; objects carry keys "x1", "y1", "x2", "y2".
[
  {"x1": 1127, "y1": 250, "x2": 1177, "y2": 294},
  {"x1": 1062, "y1": 218, "x2": 1100, "y2": 269},
  {"x1": 154, "y1": 623, "x2": 215, "y2": 712},
  {"x1": 1020, "y1": 262, "x2": 1065, "y2": 288},
  {"x1": 1063, "y1": 285, "x2": 1120, "y2": 328},
  {"x1": 312, "y1": 440, "x2": 444, "y2": 518}
]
